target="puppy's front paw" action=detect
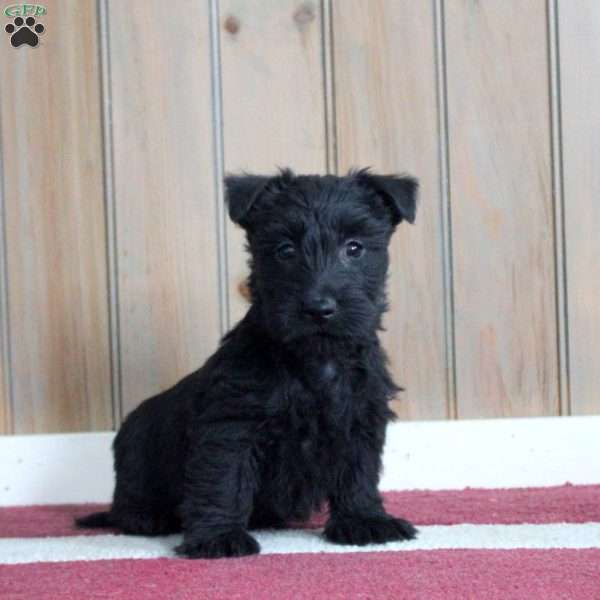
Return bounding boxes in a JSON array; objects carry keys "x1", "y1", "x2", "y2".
[
  {"x1": 175, "y1": 528, "x2": 260, "y2": 559},
  {"x1": 324, "y1": 515, "x2": 417, "y2": 546}
]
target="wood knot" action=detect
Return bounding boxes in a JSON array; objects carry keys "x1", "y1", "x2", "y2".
[
  {"x1": 238, "y1": 279, "x2": 252, "y2": 302},
  {"x1": 223, "y1": 15, "x2": 240, "y2": 35},
  {"x1": 294, "y1": 2, "x2": 315, "y2": 27}
]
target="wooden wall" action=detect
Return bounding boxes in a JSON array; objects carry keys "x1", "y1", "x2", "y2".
[{"x1": 0, "y1": 0, "x2": 598, "y2": 433}]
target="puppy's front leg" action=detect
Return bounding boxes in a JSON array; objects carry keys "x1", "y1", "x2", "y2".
[
  {"x1": 324, "y1": 430, "x2": 417, "y2": 546},
  {"x1": 175, "y1": 424, "x2": 260, "y2": 559}
]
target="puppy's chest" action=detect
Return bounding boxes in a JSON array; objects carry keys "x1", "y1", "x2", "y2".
[
  {"x1": 266, "y1": 360, "x2": 359, "y2": 462},
  {"x1": 292, "y1": 357, "x2": 352, "y2": 414}
]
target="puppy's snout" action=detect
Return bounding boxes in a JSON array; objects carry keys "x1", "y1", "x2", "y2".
[{"x1": 303, "y1": 296, "x2": 338, "y2": 321}]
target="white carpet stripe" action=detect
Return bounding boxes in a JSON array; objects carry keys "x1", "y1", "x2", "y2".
[{"x1": 2, "y1": 523, "x2": 600, "y2": 565}]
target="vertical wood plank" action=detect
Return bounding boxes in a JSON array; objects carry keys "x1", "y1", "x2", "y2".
[
  {"x1": 559, "y1": 1, "x2": 600, "y2": 414},
  {"x1": 220, "y1": 0, "x2": 327, "y2": 325},
  {"x1": 108, "y1": 1, "x2": 221, "y2": 417},
  {"x1": 0, "y1": 168, "x2": 10, "y2": 433},
  {"x1": 445, "y1": 0, "x2": 559, "y2": 417},
  {"x1": 0, "y1": 0, "x2": 112, "y2": 432},
  {"x1": 333, "y1": 0, "x2": 448, "y2": 418}
]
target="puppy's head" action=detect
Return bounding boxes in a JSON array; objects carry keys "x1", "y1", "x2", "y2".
[{"x1": 225, "y1": 169, "x2": 418, "y2": 343}]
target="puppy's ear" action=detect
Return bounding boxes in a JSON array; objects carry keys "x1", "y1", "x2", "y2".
[
  {"x1": 357, "y1": 170, "x2": 419, "y2": 225},
  {"x1": 224, "y1": 174, "x2": 272, "y2": 227}
]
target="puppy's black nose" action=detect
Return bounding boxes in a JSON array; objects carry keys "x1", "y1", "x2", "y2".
[{"x1": 303, "y1": 296, "x2": 337, "y2": 321}]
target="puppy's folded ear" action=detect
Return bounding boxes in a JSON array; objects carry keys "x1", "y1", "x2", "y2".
[
  {"x1": 357, "y1": 170, "x2": 419, "y2": 226},
  {"x1": 224, "y1": 174, "x2": 272, "y2": 227}
]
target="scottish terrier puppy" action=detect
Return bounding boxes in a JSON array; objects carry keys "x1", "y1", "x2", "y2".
[{"x1": 77, "y1": 168, "x2": 419, "y2": 558}]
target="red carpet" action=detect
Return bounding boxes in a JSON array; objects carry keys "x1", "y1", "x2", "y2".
[
  {"x1": 3, "y1": 484, "x2": 599, "y2": 538},
  {"x1": 1, "y1": 485, "x2": 599, "y2": 599},
  {"x1": 3, "y1": 550, "x2": 600, "y2": 600}
]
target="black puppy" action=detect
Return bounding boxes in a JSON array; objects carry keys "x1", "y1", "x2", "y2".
[{"x1": 77, "y1": 169, "x2": 419, "y2": 558}]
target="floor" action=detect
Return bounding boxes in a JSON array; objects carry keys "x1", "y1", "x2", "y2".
[
  {"x1": 2, "y1": 417, "x2": 599, "y2": 598},
  {"x1": 2, "y1": 484, "x2": 600, "y2": 599}
]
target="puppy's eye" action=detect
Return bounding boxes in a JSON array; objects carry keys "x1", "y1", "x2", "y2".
[
  {"x1": 345, "y1": 240, "x2": 364, "y2": 259},
  {"x1": 276, "y1": 242, "x2": 296, "y2": 261}
]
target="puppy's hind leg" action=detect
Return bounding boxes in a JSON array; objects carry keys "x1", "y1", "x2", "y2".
[
  {"x1": 109, "y1": 499, "x2": 181, "y2": 536},
  {"x1": 75, "y1": 511, "x2": 113, "y2": 529},
  {"x1": 76, "y1": 498, "x2": 181, "y2": 536}
]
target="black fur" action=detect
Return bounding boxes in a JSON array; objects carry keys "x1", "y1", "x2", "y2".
[{"x1": 76, "y1": 168, "x2": 419, "y2": 558}]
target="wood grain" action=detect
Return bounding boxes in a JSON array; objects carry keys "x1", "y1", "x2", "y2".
[
  {"x1": 333, "y1": 0, "x2": 448, "y2": 418},
  {"x1": 0, "y1": 0, "x2": 112, "y2": 432},
  {"x1": 108, "y1": 0, "x2": 221, "y2": 417},
  {"x1": 559, "y1": 2, "x2": 600, "y2": 414},
  {"x1": 220, "y1": 0, "x2": 327, "y2": 325},
  {"x1": 445, "y1": 0, "x2": 559, "y2": 417}
]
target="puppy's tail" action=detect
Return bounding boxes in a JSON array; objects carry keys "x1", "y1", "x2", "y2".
[{"x1": 75, "y1": 511, "x2": 113, "y2": 529}]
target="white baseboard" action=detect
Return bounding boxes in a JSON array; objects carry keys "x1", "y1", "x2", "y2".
[
  {"x1": 379, "y1": 415, "x2": 599, "y2": 491},
  {"x1": 0, "y1": 432, "x2": 115, "y2": 506},
  {"x1": 1, "y1": 416, "x2": 598, "y2": 506}
]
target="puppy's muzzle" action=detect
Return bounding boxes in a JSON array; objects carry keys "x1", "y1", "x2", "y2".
[{"x1": 303, "y1": 295, "x2": 337, "y2": 322}]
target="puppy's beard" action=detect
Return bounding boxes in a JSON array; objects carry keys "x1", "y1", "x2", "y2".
[
  {"x1": 278, "y1": 316, "x2": 372, "y2": 345},
  {"x1": 260, "y1": 296, "x2": 380, "y2": 344}
]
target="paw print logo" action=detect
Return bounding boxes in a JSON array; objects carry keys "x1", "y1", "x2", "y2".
[{"x1": 5, "y1": 16, "x2": 44, "y2": 47}]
